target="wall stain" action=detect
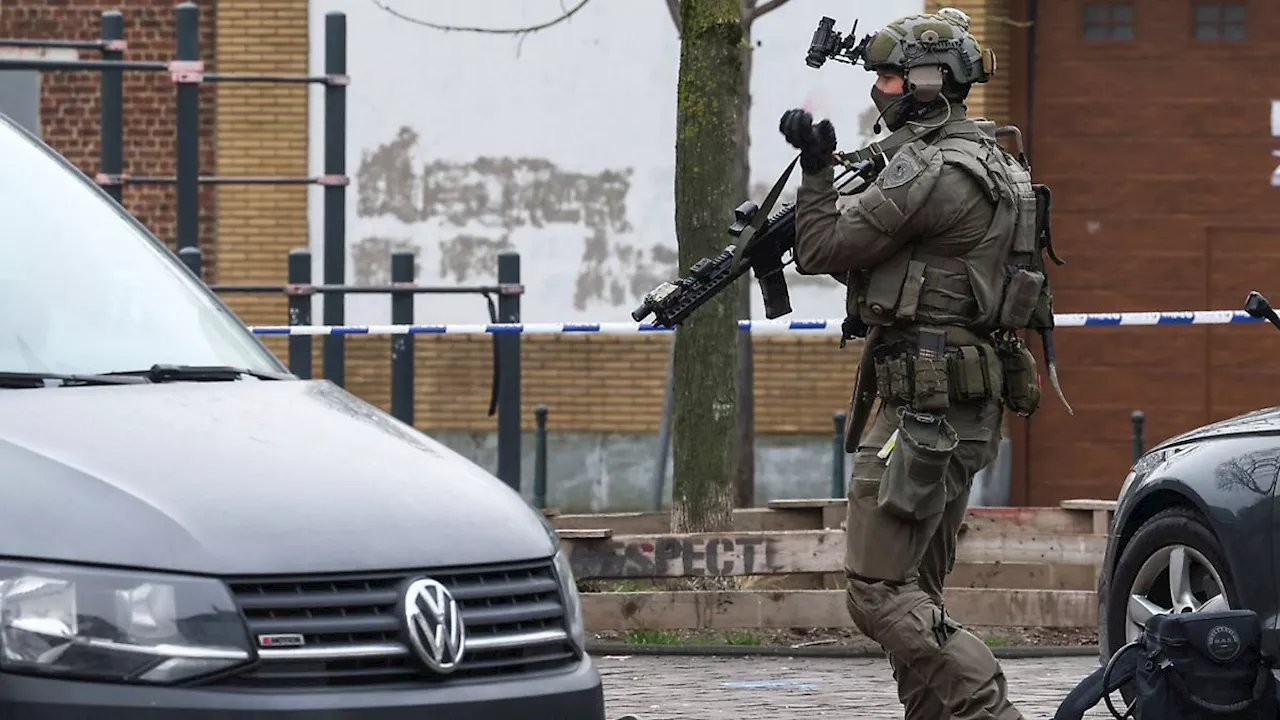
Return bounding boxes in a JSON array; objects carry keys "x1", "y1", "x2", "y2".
[
  {"x1": 356, "y1": 126, "x2": 673, "y2": 310},
  {"x1": 352, "y1": 236, "x2": 422, "y2": 285},
  {"x1": 439, "y1": 235, "x2": 513, "y2": 283}
]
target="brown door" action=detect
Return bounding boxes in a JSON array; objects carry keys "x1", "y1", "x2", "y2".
[{"x1": 1005, "y1": 0, "x2": 1280, "y2": 506}]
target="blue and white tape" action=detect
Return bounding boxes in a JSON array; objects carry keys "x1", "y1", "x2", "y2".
[{"x1": 247, "y1": 310, "x2": 1266, "y2": 336}]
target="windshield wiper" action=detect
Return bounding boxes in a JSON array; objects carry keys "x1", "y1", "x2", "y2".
[
  {"x1": 0, "y1": 371, "x2": 150, "y2": 388},
  {"x1": 104, "y1": 364, "x2": 295, "y2": 383}
]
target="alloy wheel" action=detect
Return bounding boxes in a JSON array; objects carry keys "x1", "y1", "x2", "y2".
[{"x1": 1125, "y1": 543, "x2": 1231, "y2": 643}]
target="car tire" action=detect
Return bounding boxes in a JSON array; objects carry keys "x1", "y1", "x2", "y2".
[{"x1": 1104, "y1": 506, "x2": 1237, "y2": 701}]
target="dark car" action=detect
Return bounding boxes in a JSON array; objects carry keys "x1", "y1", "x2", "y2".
[
  {"x1": 1097, "y1": 292, "x2": 1280, "y2": 670},
  {"x1": 0, "y1": 110, "x2": 604, "y2": 718}
]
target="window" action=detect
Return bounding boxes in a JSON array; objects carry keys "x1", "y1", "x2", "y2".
[
  {"x1": 1193, "y1": 3, "x2": 1246, "y2": 40},
  {"x1": 0, "y1": 71, "x2": 39, "y2": 137},
  {"x1": 1083, "y1": 3, "x2": 1135, "y2": 40},
  {"x1": 0, "y1": 113, "x2": 282, "y2": 376}
]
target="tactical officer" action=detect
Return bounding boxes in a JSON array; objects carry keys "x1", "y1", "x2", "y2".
[{"x1": 779, "y1": 9, "x2": 1031, "y2": 720}]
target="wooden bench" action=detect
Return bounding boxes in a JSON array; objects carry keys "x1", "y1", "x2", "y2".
[
  {"x1": 558, "y1": 524, "x2": 1107, "y2": 632},
  {"x1": 1059, "y1": 498, "x2": 1118, "y2": 536}
]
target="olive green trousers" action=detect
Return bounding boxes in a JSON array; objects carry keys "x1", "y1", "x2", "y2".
[{"x1": 844, "y1": 397, "x2": 1024, "y2": 720}]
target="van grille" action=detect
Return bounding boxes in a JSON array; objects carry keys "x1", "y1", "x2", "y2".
[{"x1": 214, "y1": 558, "x2": 578, "y2": 688}]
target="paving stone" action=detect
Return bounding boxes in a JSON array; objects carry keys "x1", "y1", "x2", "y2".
[{"x1": 598, "y1": 654, "x2": 1118, "y2": 719}]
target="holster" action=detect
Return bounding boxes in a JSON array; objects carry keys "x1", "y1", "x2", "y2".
[{"x1": 844, "y1": 326, "x2": 883, "y2": 453}]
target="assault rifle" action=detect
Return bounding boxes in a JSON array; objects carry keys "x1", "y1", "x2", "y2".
[{"x1": 631, "y1": 155, "x2": 882, "y2": 328}]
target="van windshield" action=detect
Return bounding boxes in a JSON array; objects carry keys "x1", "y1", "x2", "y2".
[{"x1": 0, "y1": 115, "x2": 283, "y2": 377}]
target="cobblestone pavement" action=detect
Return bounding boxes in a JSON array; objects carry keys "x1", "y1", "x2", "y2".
[{"x1": 598, "y1": 653, "x2": 1117, "y2": 719}]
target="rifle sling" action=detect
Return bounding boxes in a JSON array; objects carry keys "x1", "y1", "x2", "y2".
[{"x1": 731, "y1": 154, "x2": 798, "y2": 272}]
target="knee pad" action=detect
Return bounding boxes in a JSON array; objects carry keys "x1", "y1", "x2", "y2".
[{"x1": 844, "y1": 575, "x2": 916, "y2": 642}]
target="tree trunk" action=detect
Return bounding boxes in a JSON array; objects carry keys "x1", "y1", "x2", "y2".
[
  {"x1": 732, "y1": 28, "x2": 755, "y2": 510},
  {"x1": 671, "y1": 0, "x2": 745, "y2": 534}
]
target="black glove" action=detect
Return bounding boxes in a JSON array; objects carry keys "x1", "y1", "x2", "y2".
[{"x1": 779, "y1": 108, "x2": 837, "y2": 174}]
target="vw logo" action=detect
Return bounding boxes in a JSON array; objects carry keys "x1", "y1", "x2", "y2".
[{"x1": 401, "y1": 577, "x2": 466, "y2": 673}]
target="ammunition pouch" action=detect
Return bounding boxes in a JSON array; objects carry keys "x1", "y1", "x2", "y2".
[
  {"x1": 879, "y1": 410, "x2": 959, "y2": 521},
  {"x1": 872, "y1": 342, "x2": 1003, "y2": 413},
  {"x1": 998, "y1": 267, "x2": 1045, "y2": 329},
  {"x1": 997, "y1": 338, "x2": 1041, "y2": 416}
]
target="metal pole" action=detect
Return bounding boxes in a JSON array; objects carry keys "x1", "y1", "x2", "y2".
[
  {"x1": 287, "y1": 249, "x2": 313, "y2": 379},
  {"x1": 174, "y1": 2, "x2": 200, "y2": 276},
  {"x1": 100, "y1": 10, "x2": 124, "y2": 206},
  {"x1": 534, "y1": 405, "x2": 548, "y2": 509},
  {"x1": 832, "y1": 411, "x2": 847, "y2": 498},
  {"x1": 1131, "y1": 410, "x2": 1145, "y2": 463},
  {"x1": 0, "y1": 57, "x2": 166, "y2": 71},
  {"x1": 322, "y1": 11, "x2": 347, "y2": 387},
  {"x1": 496, "y1": 251, "x2": 522, "y2": 491},
  {"x1": 390, "y1": 251, "x2": 415, "y2": 426},
  {"x1": 178, "y1": 247, "x2": 202, "y2": 278},
  {"x1": 651, "y1": 334, "x2": 676, "y2": 511}
]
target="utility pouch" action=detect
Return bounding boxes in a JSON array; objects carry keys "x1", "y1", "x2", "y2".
[
  {"x1": 998, "y1": 268, "x2": 1045, "y2": 329},
  {"x1": 912, "y1": 329, "x2": 950, "y2": 413},
  {"x1": 999, "y1": 340, "x2": 1041, "y2": 416},
  {"x1": 861, "y1": 253, "x2": 913, "y2": 324},
  {"x1": 874, "y1": 353, "x2": 913, "y2": 401},
  {"x1": 879, "y1": 410, "x2": 958, "y2": 521},
  {"x1": 950, "y1": 345, "x2": 1000, "y2": 402}
]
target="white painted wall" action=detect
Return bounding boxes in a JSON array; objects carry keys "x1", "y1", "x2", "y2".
[{"x1": 305, "y1": 0, "x2": 924, "y2": 327}]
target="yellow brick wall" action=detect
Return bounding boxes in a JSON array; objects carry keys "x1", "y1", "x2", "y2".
[
  {"x1": 320, "y1": 334, "x2": 864, "y2": 435},
  {"x1": 927, "y1": 0, "x2": 1014, "y2": 124},
  {"x1": 213, "y1": 0, "x2": 310, "y2": 363}
]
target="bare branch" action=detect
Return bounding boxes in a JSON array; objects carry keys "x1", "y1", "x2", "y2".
[
  {"x1": 747, "y1": 0, "x2": 790, "y2": 24},
  {"x1": 369, "y1": 0, "x2": 594, "y2": 34},
  {"x1": 665, "y1": 0, "x2": 681, "y2": 33}
]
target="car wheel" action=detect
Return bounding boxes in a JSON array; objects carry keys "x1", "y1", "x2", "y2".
[{"x1": 1105, "y1": 507, "x2": 1236, "y2": 699}]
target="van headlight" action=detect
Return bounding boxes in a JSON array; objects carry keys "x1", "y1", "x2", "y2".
[
  {"x1": 552, "y1": 550, "x2": 586, "y2": 651},
  {"x1": 0, "y1": 561, "x2": 252, "y2": 684},
  {"x1": 538, "y1": 513, "x2": 586, "y2": 651}
]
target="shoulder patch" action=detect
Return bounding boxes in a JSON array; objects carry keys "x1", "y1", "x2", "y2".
[{"x1": 878, "y1": 149, "x2": 924, "y2": 190}]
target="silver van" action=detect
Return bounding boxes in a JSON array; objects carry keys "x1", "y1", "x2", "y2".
[{"x1": 0, "y1": 110, "x2": 604, "y2": 719}]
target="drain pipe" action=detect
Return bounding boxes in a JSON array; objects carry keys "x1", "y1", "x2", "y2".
[{"x1": 1021, "y1": 0, "x2": 1039, "y2": 506}]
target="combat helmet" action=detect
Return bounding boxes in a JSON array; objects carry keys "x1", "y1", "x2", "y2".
[{"x1": 862, "y1": 7, "x2": 996, "y2": 128}]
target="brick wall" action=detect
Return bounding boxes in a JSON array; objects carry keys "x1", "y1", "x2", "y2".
[
  {"x1": 212, "y1": 0, "x2": 310, "y2": 357},
  {"x1": 0, "y1": 0, "x2": 219, "y2": 273}
]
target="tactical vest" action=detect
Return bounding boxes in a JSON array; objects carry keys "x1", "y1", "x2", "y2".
[{"x1": 845, "y1": 119, "x2": 1041, "y2": 337}]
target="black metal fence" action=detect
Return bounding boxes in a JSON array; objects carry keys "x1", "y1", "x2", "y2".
[{"x1": 0, "y1": 3, "x2": 528, "y2": 493}]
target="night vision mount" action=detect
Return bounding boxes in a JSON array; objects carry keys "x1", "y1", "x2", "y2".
[{"x1": 806, "y1": 16, "x2": 874, "y2": 69}]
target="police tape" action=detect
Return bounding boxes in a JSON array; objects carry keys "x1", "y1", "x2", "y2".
[{"x1": 246, "y1": 310, "x2": 1266, "y2": 336}]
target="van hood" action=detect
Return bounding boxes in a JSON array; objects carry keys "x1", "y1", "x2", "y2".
[{"x1": 0, "y1": 379, "x2": 554, "y2": 576}]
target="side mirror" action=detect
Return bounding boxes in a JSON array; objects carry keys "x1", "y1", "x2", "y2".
[{"x1": 1244, "y1": 291, "x2": 1280, "y2": 332}]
